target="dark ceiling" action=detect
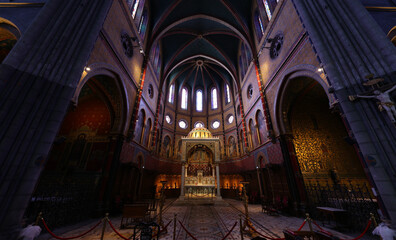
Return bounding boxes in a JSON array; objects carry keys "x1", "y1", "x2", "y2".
[{"x1": 148, "y1": 0, "x2": 254, "y2": 95}]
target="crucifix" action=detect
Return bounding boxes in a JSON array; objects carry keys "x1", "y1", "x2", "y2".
[{"x1": 349, "y1": 75, "x2": 396, "y2": 123}]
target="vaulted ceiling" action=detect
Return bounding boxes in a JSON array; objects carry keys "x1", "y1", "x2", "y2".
[{"x1": 148, "y1": 0, "x2": 255, "y2": 94}]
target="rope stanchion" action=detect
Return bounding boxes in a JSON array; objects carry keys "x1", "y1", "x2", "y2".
[
  {"x1": 220, "y1": 222, "x2": 237, "y2": 240},
  {"x1": 339, "y1": 220, "x2": 372, "y2": 240},
  {"x1": 312, "y1": 221, "x2": 333, "y2": 236},
  {"x1": 152, "y1": 220, "x2": 172, "y2": 238},
  {"x1": 107, "y1": 219, "x2": 130, "y2": 240},
  {"x1": 296, "y1": 220, "x2": 306, "y2": 231},
  {"x1": 178, "y1": 220, "x2": 198, "y2": 240},
  {"x1": 241, "y1": 214, "x2": 308, "y2": 240},
  {"x1": 41, "y1": 218, "x2": 102, "y2": 240}
]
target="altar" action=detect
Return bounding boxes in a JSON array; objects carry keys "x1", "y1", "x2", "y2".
[{"x1": 179, "y1": 127, "x2": 221, "y2": 200}]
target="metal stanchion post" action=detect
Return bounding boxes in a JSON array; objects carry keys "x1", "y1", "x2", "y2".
[
  {"x1": 370, "y1": 213, "x2": 378, "y2": 227},
  {"x1": 240, "y1": 181, "x2": 257, "y2": 238},
  {"x1": 35, "y1": 212, "x2": 42, "y2": 226},
  {"x1": 239, "y1": 215, "x2": 244, "y2": 240},
  {"x1": 158, "y1": 181, "x2": 167, "y2": 233},
  {"x1": 173, "y1": 214, "x2": 177, "y2": 240},
  {"x1": 306, "y1": 213, "x2": 313, "y2": 233},
  {"x1": 100, "y1": 213, "x2": 109, "y2": 240}
]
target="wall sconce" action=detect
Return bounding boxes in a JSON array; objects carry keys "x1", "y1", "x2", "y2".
[{"x1": 84, "y1": 66, "x2": 91, "y2": 72}]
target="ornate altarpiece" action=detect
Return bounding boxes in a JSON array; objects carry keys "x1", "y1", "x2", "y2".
[{"x1": 179, "y1": 127, "x2": 221, "y2": 199}]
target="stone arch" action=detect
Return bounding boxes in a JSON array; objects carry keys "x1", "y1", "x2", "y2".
[
  {"x1": 0, "y1": 17, "x2": 21, "y2": 63},
  {"x1": 274, "y1": 65, "x2": 333, "y2": 135},
  {"x1": 74, "y1": 63, "x2": 130, "y2": 135},
  {"x1": 0, "y1": 17, "x2": 21, "y2": 38},
  {"x1": 388, "y1": 25, "x2": 396, "y2": 46},
  {"x1": 274, "y1": 68, "x2": 368, "y2": 189}
]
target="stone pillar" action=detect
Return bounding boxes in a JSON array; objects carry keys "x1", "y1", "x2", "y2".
[
  {"x1": 0, "y1": 0, "x2": 112, "y2": 238},
  {"x1": 216, "y1": 164, "x2": 221, "y2": 198},
  {"x1": 180, "y1": 164, "x2": 185, "y2": 197},
  {"x1": 292, "y1": 0, "x2": 396, "y2": 223}
]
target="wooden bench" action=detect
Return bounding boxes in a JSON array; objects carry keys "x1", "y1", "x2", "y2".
[{"x1": 120, "y1": 203, "x2": 151, "y2": 229}]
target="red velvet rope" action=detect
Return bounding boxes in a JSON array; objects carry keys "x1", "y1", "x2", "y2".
[
  {"x1": 178, "y1": 220, "x2": 198, "y2": 240},
  {"x1": 312, "y1": 221, "x2": 333, "y2": 236},
  {"x1": 296, "y1": 220, "x2": 306, "y2": 231},
  {"x1": 41, "y1": 218, "x2": 102, "y2": 240},
  {"x1": 246, "y1": 217, "x2": 306, "y2": 240},
  {"x1": 107, "y1": 219, "x2": 130, "y2": 240},
  {"x1": 339, "y1": 220, "x2": 372, "y2": 240},
  {"x1": 152, "y1": 220, "x2": 172, "y2": 238},
  {"x1": 220, "y1": 222, "x2": 237, "y2": 240}
]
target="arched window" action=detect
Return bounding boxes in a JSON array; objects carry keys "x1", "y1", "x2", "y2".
[
  {"x1": 196, "y1": 90, "x2": 203, "y2": 111},
  {"x1": 130, "y1": 0, "x2": 140, "y2": 19},
  {"x1": 254, "y1": 10, "x2": 264, "y2": 40},
  {"x1": 195, "y1": 122, "x2": 204, "y2": 128},
  {"x1": 151, "y1": 44, "x2": 161, "y2": 77},
  {"x1": 211, "y1": 88, "x2": 218, "y2": 109},
  {"x1": 181, "y1": 87, "x2": 188, "y2": 109},
  {"x1": 263, "y1": 0, "x2": 272, "y2": 20},
  {"x1": 138, "y1": 9, "x2": 148, "y2": 39},
  {"x1": 225, "y1": 84, "x2": 231, "y2": 103},
  {"x1": 168, "y1": 84, "x2": 174, "y2": 103}
]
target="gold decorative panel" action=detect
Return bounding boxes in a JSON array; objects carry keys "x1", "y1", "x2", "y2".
[{"x1": 290, "y1": 93, "x2": 366, "y2": 181}]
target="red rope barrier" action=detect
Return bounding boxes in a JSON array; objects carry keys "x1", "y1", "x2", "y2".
[
  {"x1": 41, "y1": 218, "x2": 102, "y2": 240},
  {"x1": 312, "y1": 221, "x2": 333, "y2": 236},
  {"x1": 107, "y1": 220, "x2": 130, "y2": 240},
  {"x1": 296, "y1": 220, "x2": 306, "y2": 231},
  {"x1": 178, "y1": 220, "x2": 198, "y2": 240},
  {"x1": 152, "y1": 220, "x2": 172, "y2": 238},
  {"x1": 220, "y1": 222, "x2": 237, "y2": 240},
  {"x1": 340, "y1": 220, "x2": 372, "y2": 240}
]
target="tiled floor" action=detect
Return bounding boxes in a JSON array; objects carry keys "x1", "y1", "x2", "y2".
[{"x1": 36, "y1": 198, "x2": 377, "y2": 240}]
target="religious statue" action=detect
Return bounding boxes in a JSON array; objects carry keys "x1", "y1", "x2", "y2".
[{"x1": 349, "y1": 84, "x2": 396, "y2": 123}]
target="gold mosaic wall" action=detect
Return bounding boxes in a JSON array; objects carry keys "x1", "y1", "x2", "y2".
[{"x1": 291, "y1": 96, "x2": 366, "y2": 181}]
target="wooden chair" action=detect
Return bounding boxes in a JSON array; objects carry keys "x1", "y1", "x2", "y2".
[{"x1": 120, "y1": 203, "x2": 150, "y2": 229}]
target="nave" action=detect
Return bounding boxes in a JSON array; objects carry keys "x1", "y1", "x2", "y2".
[{"x1": 35, "y1": 199, "x2": 369, "y2": 240}]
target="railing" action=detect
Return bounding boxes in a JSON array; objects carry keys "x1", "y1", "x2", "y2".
[
  {"x1": 24, "y1": 173, "x2": 99, "y2": 228},
  {"x1": 305, "y1": 180, "x2": 379, "y2": 230}
]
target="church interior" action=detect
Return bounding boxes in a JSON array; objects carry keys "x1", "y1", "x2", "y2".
[{"x1": 1, "y1": 0, "x2": 396, "y2": 239}]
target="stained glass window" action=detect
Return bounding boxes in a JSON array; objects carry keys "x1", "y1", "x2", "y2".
[
  {"x1": 131, "y1": 0, "x2": 140, "y2": 19},
  {"x1": 212, "y1": 120, "x2": 220, "y2": 129},
  {"x1": 181, "y1": 87, "x2": 188, "y2": 109},
  {"x1": 211, "y1": 88, "x2": 218, "y2": 109},
  {"x1": 168, "y1": 84, "x2": 174, "y2": 103},
  {"x1": 226, "y1": 84, "x2": 231, "y2": 103},
  {"x1": 196, "y1": 90, "x2": 203, "y2": 111},
  {"x1": 263, "y1": 0, "x2": 272, "y2": 21}
]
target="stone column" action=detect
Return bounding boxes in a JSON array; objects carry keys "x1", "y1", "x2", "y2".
[
  {"x1": 216, "y1": 164, "x2": 221, "y2": 198},
  {"x1": 180, "y1": 164, "x2": 185, "y2": 197},
  {"x1": 292, "y1": 0, "x2": 396, "y2": 223},
  {"x1": 0, "y1": 0, "x2": 112, "y2": 238}
]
